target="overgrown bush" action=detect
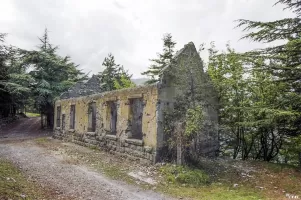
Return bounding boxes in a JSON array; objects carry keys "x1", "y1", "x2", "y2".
[
  {"x1": 163, "y1": 94, "x2": 204, "y2": 164},
  {"x1": 160, "y1": 164, "x2": 209, "y2": 186}
]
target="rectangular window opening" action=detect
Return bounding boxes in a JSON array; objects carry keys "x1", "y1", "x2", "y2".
[
  {"x1": 106, "y1": 101, "x2": 117, "y2": 135},
  {"x1": 129, "y1": 98, "x2": 143, "y2": 140},
  {"x1": 56, "y1": 106, "x2": 61, "y2": 127},
  {"x1": 88, "y1": 102, "x2": 96, "y2": 132},
  {"x1": 70, "y1": 105, "x2": 75, "y2": 129},
  {"x1": 62, "y1": 114, "x2": 66, "y2": 130}
]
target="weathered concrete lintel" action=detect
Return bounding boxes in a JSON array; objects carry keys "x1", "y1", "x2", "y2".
[
  {"x1": 105, "y1": 134, "x2": 117, "y2": 141},
  {"x1": 86, "y1": 132, "x2": 96, "y2": 136},
  {"x1": 104, "y1": 97, "x2": 117, "y2": 102},
  {"x1": 61, "y1": 84, "x2": 158, "y2": 102},
  {"x1": 125, "y1": 138, "x2": 143, "y2": 146},
  {"x1": 128, "y1": 94, "x2": 143, "y2": 99}
]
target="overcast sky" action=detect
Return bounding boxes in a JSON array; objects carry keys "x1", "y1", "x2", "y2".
[{"x1": 0, "y1": 0, "x2": 295, "y2": 78}]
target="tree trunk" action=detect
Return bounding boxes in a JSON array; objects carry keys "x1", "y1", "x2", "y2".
[
  {"x1": 46, "y1": 104, "x2": 54, "y2": 129},
  {"x1": 41, "y1": 113, "x2": 44, "y2": 129},
  {"x1": 176, "y1": 122, "x2": 184, "y2": 165},
  {"x1": 299, "y1": 152, "x2": 301, "y2": 169},
  {"x1": 177, "y1": 136, "x2": 183, "y2": 165}
]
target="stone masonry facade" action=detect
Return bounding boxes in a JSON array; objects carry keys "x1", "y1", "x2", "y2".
[{"x1": 53, "y1": 42, "x2": 219, "y2": 163}]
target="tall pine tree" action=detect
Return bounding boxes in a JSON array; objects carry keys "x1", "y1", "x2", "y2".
[
  {"x1": 237, "y1": 0, "x2": 301, "y2": 144},
  {"x1": 98, "y1": 53, "x2": 134, "y2": 91},
  {"x1": 21, "y1": 29, "x2": 85, "y2": 128},
  {"x1": 0, "y1": 34, "x2": 32, "y2": 118},
  {"x1": 0, "y1": 33, "x2": 10, "y2": 118},
  {"x1": 237, "y1": 0, "x2": 301, "y2": 95},
  {"x1": 142, "y1": 33, "x2": 176, "y2": 84}
]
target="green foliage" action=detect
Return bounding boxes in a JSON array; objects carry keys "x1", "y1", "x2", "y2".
[
  {"x1": 184, "y1": 105, "x2": 203, "y2": 137},
  {"x1": 142, "y1": 33, "x2": 176, "y2": 84},
  {"x1": 160, "y1": 164, "x2": 209, "y2": 186},
  {"x1": 19, "y1": 29, "x2": 85, "y2": 127},
  {"x1": 113, "y1": 74, "x2": 136, "y2": 90},
  {"x1": 281, "y1": 134, "x2": 301, "y2": 165},
  {"x1": 208, "y1": 41, "x2": 297, "y2": 161},
  {"x1": 231, "y1": 0, "x2": 301, "y2": 164},
  {"x1": 99, "y1": 53, "x2": 135, "y2": 91},
  {"x1": 26, "y1": 112, "x2": 40, "y2": 117},
  {"x1": 0, "y1": 34, "x2": 32, "y2": 118},
  {"x1": 163, "y1": 91, "x2": 205, "y2": 163}
]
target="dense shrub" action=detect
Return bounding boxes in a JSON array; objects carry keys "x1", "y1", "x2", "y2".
[{"x1": 160, "y1": 164, "x2": 209, "y2": 186}]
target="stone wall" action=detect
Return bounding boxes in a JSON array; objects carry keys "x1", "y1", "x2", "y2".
[
  {"x1": 54, "y1": 85, "x2": 159, "y2": 163},
  {"x1": 157, "y1": 42, "x2": 219, "y2": 157},
  {"x1": 54, "y1": 42, "x2": 219, "y2": 164}
]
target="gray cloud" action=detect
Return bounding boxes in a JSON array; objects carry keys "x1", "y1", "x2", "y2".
[{"x1": 0, "y1": 0, "x2": 295, "y2": 78}]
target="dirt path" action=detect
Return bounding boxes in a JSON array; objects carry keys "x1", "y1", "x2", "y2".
[
  {"x1": 0, "y1": 117, "x2": 50, "y2": 140},
  {"x1": 0, "y1": 118, "x2": 173, "y2": 200}
]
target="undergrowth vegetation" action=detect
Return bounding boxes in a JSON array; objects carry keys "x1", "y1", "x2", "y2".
[
  {"x1": 34, "y1": 137, "x2": 301, "y2": 200},
  {"x1": 25, "y1": 112, "x2": 40, "y2": 117},
  {"x1": 160, "y1": 164, "x2": 209, "y2": 186},
  {"x1": 0, "y1": 159, "x2": 44, "y2": 199}
]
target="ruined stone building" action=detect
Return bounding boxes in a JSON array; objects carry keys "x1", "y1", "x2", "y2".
[{"x1": 53, "y1": 42, "x2": 219, "y2": 163}]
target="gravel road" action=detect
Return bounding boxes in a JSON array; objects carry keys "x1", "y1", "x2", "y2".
[{"x1": 0, "y1": 118, "x2": 173, "y2": 200}]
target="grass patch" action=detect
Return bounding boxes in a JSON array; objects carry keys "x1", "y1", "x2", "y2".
[
  {"x1": 88, "y1": 145, "x2": 98, "y2": 151},
  {"x1": 160, "y1": 164, "x2": 209, "y2": 186},
  {"x1": 36, "y1": 140, "x2": 300, "y2": 200},
  {"x1": 264, "y1": 161, "x2": 297, "y2": 173},
  {"x1": 25, "y1": 112, "x2": 40, "y2": 117},
  {"x1": 158, "y1": 164, "x2": 263, "y2": 200},
  {"x1": 102, "y1": 165, "x2": 135, "y2": 184},
  {"x1": 56, "y1": 146, "x2": 137, "y2": 185},
  {"x1": 0, "y1": 159, "x2": 45, "y2": 199},
  {"x1": 35, "y1": 137, "x2": 49, "y2": 145},
  {"x1": 158, "y1": 183, "x2": 263, "y2": 200}
]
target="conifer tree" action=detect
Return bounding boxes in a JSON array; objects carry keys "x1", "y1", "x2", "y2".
[
  {"x1": 0, "y1": 34, "x2": 32, "y2": 117},
  {"x1": 0, "y1": 33, "x2": 10, "y2": 118},
  {"x1": 208, "y1": 42, "x2": 295, "y2": 161},
  {"x1": 237, "y1": 0, "x2": 301, "y2": 94},
  {"x1": 98, "y1": 53, "x2": 134, "y2": 91},
  {"x1": 21, "y1": 29, "x2": 85, "y2": 128},
  {"x1": 236, "y1": 0, "x2": 301, "y2": 164},
  {"x1": 142, "y1": 33, "x2": 176, "y2": 84}
]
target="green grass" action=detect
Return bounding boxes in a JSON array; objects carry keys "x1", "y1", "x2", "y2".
[
  {"x1": 0, "y1": 159, "x2": 45, "y2": 199},
  {"x1": 264, "y1": 161, "x2": 297, "y2": 173},
  {"x1": 160, "y1": 164, "x2": 209, "y2": 186},
  {"x1": 158, "y1": 183, "x2": 263, "y2": 200},
  {"x1": 25, "y1": 112, "x2": 40, "y2": 117},
  {"x1": 35, "y1": 140, "x2": 298, "y2": 200},
  {"x1": 158, "y1": 164, "x2": 263, "y2": 200},
  {"x1": 35, "y1": 137, "x2": 49, "y2": 144},
  {"x1": 50, "y1": 144, "x2": 137, "y2": 185}
]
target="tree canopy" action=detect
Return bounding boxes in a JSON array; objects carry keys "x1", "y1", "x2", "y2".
[
  {"x1": 142, "y1": 33, "x2": 176, "y2": 84},
  {"x1": 98, "y1": 53, "x2": 135, "y2": 91},
  {"x1": 23, "y1": 29, "x2": 86, "y2": 127},
  {"x1": 206, "y1": 0, "x2": 301, "y2": 164}
]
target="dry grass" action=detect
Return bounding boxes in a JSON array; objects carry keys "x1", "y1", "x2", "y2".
[
  {"x1": 34, "y1": 138, "x2": 301, "y2": 200},
  {"x1": 247, "y1": 161, "x2": 301, "y2": 199},
  {"x1": 0, "y1": 159, "x2": 56, "y2": 200}
]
